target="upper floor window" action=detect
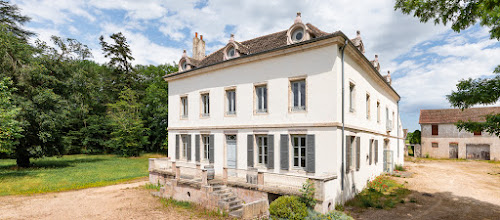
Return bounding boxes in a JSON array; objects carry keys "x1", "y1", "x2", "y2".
[
  {"x1": 432, "y1": 124, "x2": 438, "y2": 135},
  {"x1": 227, "y1": 47, "x2": 235, "y2": 58},
  {"x1": 377, "y1": 101, "x2": 380, "y2": 123},
  {"x1": 366, "y1": 94, "x2": 371, "y2": 120},
  {"x1": 349, "y1": 83, "x2": 355, "y2": 112},
  {"x1": 180, "y1": 96, "x2": 188, "y2": 118},
  {"x1": 392, "y1": 111, "x2": 395, "y2": 128},
  {"x1": 292, "y1": 28, "x2": 304, "y2": 42},
  {"x1": 256, "y1": 135, "x2": 268, "y2": 165},
  {"x1": 226, "y1": 89, "x2": 236, "y2": 115},
  {"x1": 181, "y1": 61, "x2": 187, "y2": 71},
  {"x1": 291, "y1": 79, "x2": 306, "y2": 111},
  {"x1": 201, "y1": 93, "x2": 210, "y2": 117},
  {"x1": 255, "y1": 85, "x2": 267, "y2": 113}
]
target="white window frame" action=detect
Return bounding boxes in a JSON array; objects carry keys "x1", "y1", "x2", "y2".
[
  {"x1": 201, "y1": 93, "x2": 210, "y2": 117},
  {"x1": 366, "y1": 93, "x2": 371, "y2": 120},
  {"x1": 202, "y1": 135, "x2": 210, "y2": 160},
  {"x1": 180, "y1": 96, "x2": 188, "y2": 118},
  {"x1": 256, "y1": 135, "x2": 268, "y2": 165},
  {"x1": 226, "y1": 89, "x2": 236, "y2": 115},
  {"x1": 376, "y1": 101, "x2": 380, "y2": 123},
  {"x1": 255, "y1": 85, "x2": 268, "y2": 113},
  {"x1": 291, "y1": 135, "x2": 307, "y2": 169},
  {"x1": 290, "y1": 79, "x2": 306, "y2": 111},
  {"x1": 181, "y1": 135, "x2": 188, "y2": 159},
  {"x1": 349, "y1": 82, "x2": 355, "y2": 112}
]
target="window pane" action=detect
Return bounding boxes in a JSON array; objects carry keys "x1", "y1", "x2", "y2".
[
  {"x1": 301, "y1": 159, "x2": 306, "y2": 167},
  {"x1": 263, "y1": 87, "x2": 267, "y2": 110},
  {"x1": 294, "y1": 158, "x2": 299, "y2": 166},
  {"x1": 301, "y1": 137, "x2": 306, "y2": 147},
  {"x1": 293, "y1": 137, "x2": 298, "y2": 146},
  {"x1": 257, "y1": 88, "x2": 262, "y2": 110},
  {"x1": 294, "y1": 147, "x2": 299, "y2": 156},
  {"x1": 293, "y1": 83, "x2": 298, "y2": 107},
  {"x1": 301, "y1": 147, "x2": 306, "y2": 157},
  {"x1": 300, "y1": 81, "x2": 305, "y2": 107}
]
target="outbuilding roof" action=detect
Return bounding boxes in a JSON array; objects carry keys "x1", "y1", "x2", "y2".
[{"x1": 419, "y1": 107, "x2": 500, "y2": 124}]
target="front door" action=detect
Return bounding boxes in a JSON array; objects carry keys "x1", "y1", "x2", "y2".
[
  {"x1": 449, "y1": 143, "x2": 458, "y2": 159},
  {"x1": 226, "y1": 135, "x2": 237, "y2": 171}
]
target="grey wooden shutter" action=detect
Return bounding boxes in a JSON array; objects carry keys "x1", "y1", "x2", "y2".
[
  {"x1": 346, "y1": 136, "x2": 351, "y2": 173},
  {"x1": 280, "y1": 134, "x2": 289, "y2": 170},
  {"x1": 369, "y1": 139, "x2": 372, "y2": 165},
  {"x1": 175, "y1": 134, "x2": 180, "y2": 160},
  {"x1": 187, "y1": 135, "x2": 192, "y2": 161},
  {"x1": 375, "y1": 140, "x2": 379, "y2": 164},
  {"x1": 247, "y1": 134, "x2": 254, "y2": 167},
  {"x1": 356, "y1": 137, "x2": 360, "y2": 171},
  {"x1": 209, "y1": 134, "x2": 214, "y2": 164},
  {"x1": 306, "y1": 134, "x2": 315, "y2": 173},
  {"x1": 195, "y1": 135, "x2": 200, "y2": 162},
  {"x1": 267, "y1": 135, "x2": 274, "y2": 169}
]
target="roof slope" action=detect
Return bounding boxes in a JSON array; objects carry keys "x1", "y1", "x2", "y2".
[
  {"x1": 419, "y1": 107, "x2": 500, "y2": 124},
  {"x1": 197, "y1": 23, "x2": 329, "y2": 68}
]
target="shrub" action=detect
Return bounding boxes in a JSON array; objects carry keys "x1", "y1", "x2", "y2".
[
  {"x1": 304, "y1": 209, "x2": 353, "y2": 220},
  {"x1": 269, "y1": 196, "x2": 308, "y2": 220},
  {"x1": 300, "y1": 179, "x2": 317, "y2": 208},
  {"x1": 346, "y1": 176, "x2": 411, "y2": 209},
  {"x1": 394, "y1": 164, "x2": 406, "y2": 171}
]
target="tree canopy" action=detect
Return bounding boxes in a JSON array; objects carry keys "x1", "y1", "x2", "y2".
[{"x1": 395, "y1": 0, "x2": 500, "y2": 137}]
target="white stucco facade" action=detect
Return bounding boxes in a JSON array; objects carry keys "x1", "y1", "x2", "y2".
[{"x1": 165, "y1": 32, "x2": 404, "y2": 210}]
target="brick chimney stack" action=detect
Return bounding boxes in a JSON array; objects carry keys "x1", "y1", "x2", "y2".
[{"x1": 192, "y1": 32, "x2": 205, "y2": 60}]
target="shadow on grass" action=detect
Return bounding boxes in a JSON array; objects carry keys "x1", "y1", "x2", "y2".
[{"x1": 0, "y1": 156, "x2": 109, "y2": 179}]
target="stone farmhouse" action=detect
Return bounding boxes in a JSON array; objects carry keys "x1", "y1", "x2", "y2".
[
  {"x1": 149, "y1": 13, "x2": 405, "y2": 218},
  {"x1": 419, "y1": 107, "x2": 500, "y2": 161}
]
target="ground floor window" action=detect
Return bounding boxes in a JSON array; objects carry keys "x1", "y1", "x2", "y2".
[
  {"x1": 292, "y1": 135, "x2": 306, "y2": 168},
  {"x1": 202, "y1": 135, "x2": 210, "y2": 160},
  {"x1": 181, "y1": 135, "x2": 189, "y2": 158},
  {"x1": 256, "y1": 135, "x2": 268, "y2": 165}
]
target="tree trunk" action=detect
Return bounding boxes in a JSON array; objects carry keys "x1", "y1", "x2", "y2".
[{"x1": 15, "y1": 146, "x2": 30, "y2": 168}]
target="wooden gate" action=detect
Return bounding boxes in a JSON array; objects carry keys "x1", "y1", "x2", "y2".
[
  {"x1": 449, "y1": 143, "x2": 458, "y2": 159},
  {"x1": 466, "y1": 144, "x2": 490, "y2": 160}
]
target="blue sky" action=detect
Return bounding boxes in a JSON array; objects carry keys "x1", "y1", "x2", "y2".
[{"x1": 10, "y1": 0, "x2": 500, "y2": 131}]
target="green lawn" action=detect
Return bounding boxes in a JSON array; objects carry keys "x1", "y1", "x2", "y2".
[{"x1": 0, "y1": 154, "x2": 163, "y2": 196}]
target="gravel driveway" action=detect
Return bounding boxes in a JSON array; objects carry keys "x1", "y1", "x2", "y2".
[{"x1": 349, "y1": 159, "x2": 500, "y2": 220}]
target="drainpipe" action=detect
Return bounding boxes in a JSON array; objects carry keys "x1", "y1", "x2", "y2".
[
  {"x1": 397, "y1": 100, "x2": 400, "y2": 162},
  {"x1": 340, "y1": 39, "x2": 348, "y2": 192}
]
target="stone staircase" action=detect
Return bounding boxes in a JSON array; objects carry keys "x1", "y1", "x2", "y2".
[{"x1": 211, "y1": 183, "x2": 243, "y2": 218}]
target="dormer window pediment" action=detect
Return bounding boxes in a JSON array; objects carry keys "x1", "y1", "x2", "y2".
[
  {"x1": 223, "y1": 40, "x2": 241, "y2": 61},
  {"x1": 286, "y1": 13, "x2": 311, "y2": 45}
]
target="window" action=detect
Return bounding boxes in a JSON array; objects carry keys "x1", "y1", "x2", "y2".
[
  {"x1": 181, "y1": 61, "x2": 187, "y2": 71},
  {"x1": 256, "y1": 136, "x2": 268, "y2": 165},
  {"x1": 226, "y1": 89, "x2": 236, "y2": 115},
  {"x1": 255, "y1": 85, "x2": 267, "y2": 113},
  {"x1": 432, "y1": 142, "x2": 438, "y2": 148},
  {"x1": 432, "y1": 125, "x2": 438, "y2": 135},
  {"x1": 366, "y1": 94, "x2": 371, "y2": 119},
  {"x1": 392, "y1": 111, "x2": 395, "y2": 128},
  {"x1": 180, "y1": 96, "x2": 188, "y2": 118},
  {"x1": 182, "y1": 135, "x2": 189, "y2": 158},
  {"x1": 349, "y1": 83, "x2": 355, "y2": 112},
  {"x1": 227, "y1": 47, "x2": 235, "y2": 58},
  {"x1": 386, "y1": 107, "x2": 391, "y2": 129},
  {"x1": 291, "y1": 80, "x2": 306, "y2": 111},
  {"x1": 292, "y1": 135, "x2": 306, "y2": 168},
  {"x1": 292, "y1": 28, "x2": 304, "y2": 42},
  {"x1": 474, "y1": 131, "x2": 482, "y2": 136},
  {"x1": 201, "y1": 93, "x2": 210, "y2": 117},
  {"x1": 377, "y1": 101, "x2": 380, "y2": 123},
  {"x1": 202, "y1": 135, "x2": 210, "y2": 160}
]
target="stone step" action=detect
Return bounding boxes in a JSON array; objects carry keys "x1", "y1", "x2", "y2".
[
  {"x1": 213, "y1": 188, "x2": 230, "y2": 194},
  {"x1": 229, "y1": 209, "x2": 243, "y2": 218},
  {"x1": 228, "y1": 199, "x2": 241, "y2": 207},
  {"x1": 229, "y1": 203, "x2": 243, "y2": 212},
  {"x1": 221, "y1": 195, "x2": 237, "y2": 202}
]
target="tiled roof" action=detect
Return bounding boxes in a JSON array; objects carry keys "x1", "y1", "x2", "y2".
[
  {"x1": 197, "y1": 23, "x2": 330, "y2": 68},
  {"x1": 419, "y1": 107, "x2": 500, "y2": 124}
]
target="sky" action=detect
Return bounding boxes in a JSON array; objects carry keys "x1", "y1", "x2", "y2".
[{"x1": 9, "y1": 0, "x2": 500, "y2": 132}]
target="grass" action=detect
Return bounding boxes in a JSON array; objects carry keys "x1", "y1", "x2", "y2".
[
  {"x1": 346, "y1": 175, "x2": 411, "y2": 210},
  {"x1": 394, "y1": 164, "x2": 406, "y2": 171},
  {"x1": 158, "y1": 197, "x2": 229, "y2": 219},
  {"x1": 0, "y1": 153, "x2": 164, "y2": 196}
]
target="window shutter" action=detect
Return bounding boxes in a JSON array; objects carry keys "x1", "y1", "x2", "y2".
[
  {"x1": 280, "y1": 134, "x2": 289, "y2": 170},
  {"x1": 346, "y1": 136, "x2": 351, "y2": 173},
  {"x1": 267, "y1": 135, "x2": 274, "y2": 169},
  {"x1": 306, "y1": 134, "x2": 315, "y2": 173},
  {"x1": 375, "y1": 140, "x2": 379, "y2": 164},
  {"x1": 247, "y1": 135, "x2": 254, "y2": 167},
  {"x1": 356, "y1": 137, "x2": 360, "y2": 171},
  {"x1": 187, "y1": 135, "x2": 192, "y2": 161},
  {"x1": 175, "y1": 135, "x2": 180, "y2": 160},
  {"x1": 209, "y1": 135, "x2": 214, "y2": 164},
  {"x1": 195, "y1": 135, "x2": 200, "y2": 162},
  {"x1": 369, "y1": 139, "x2": 372, "y2": 165}
]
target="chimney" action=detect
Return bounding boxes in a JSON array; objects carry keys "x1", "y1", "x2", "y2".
[
  {"x1": 192, "y1": 32, "x2": 205, "y2": 60},
  {"x1": 294, "y1": 12, "x2": 302, "y2": 24}
]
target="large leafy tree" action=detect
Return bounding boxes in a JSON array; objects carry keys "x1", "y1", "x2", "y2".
[
  {"x1": 0, "y1": 0, "x2": 34, "y2": 41},
  {"x1": 99, "y1": 32, "x2": 136, "y2": 90},
  {"x1": 395, "y1": 0, "x2": 500, "y2": 137},
  {"x1": 0, "y1": 77, "x2": 23, "y2": 154}
]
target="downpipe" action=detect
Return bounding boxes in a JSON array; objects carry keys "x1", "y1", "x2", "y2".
[{"x1": 340, "y1": 39, "x2": 348, "y2": 193}]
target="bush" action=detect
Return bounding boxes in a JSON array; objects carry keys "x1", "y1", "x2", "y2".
[
  {"x1": 394, "y1": 164, "x2": 406, "y2": 171},
  {"x1": 300, "y1": 179, "x2": 317, "y2": 208},
  {"x1": 304, "y1": 209, "x2": 353, "y2": 220},
  {"x1": 269, "y1": 196, "x2": 308, "y2": 220}
]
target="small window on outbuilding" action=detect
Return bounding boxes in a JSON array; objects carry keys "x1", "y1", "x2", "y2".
[
  {"x1": 432, "y1": 142, "x2": 438, "y2": 148},
  {"x1": 474, "y1": 131, "x2": 482, "y2": 136}
]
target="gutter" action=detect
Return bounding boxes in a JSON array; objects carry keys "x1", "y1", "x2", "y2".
[{"x1": 340, "y1": 39, "x2": 348, "y2": 192}]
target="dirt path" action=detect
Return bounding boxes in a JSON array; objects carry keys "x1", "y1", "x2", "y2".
[
  {"x1": 349, "y1": 159, "x2": 500, "y2": 220},
  {"x1": 0, "y1": 179, "x2": 211, "y2": 220}
]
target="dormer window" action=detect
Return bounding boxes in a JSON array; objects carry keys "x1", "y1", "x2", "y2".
[
  {"x1": 227, "y1": 47, "x2": 235, "y2": 58},
  {"x1": 181, "y1": 61, "x2": 187, "y2": 71},
  {"x1": 292, "y1": 28, "x2": 304, "y2": 42}
]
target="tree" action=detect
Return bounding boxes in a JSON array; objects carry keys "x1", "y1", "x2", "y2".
[
  {"x1": 408, "y1": 130, "x2": 421, "y2": 144},
  {"x1": 106, "y1": 88, "x2": 149, "y2": 156},
  {"x1": 0, "y1": 77, "x2": 23, "y2": 154},
  {"x1": 395, "y1": 0, "x2": 500, "y2": 137},
  {"x1": 99, "y1": 32, "x2": 136, "y2": 89},
  {"x1": 0, "y1": 1, "x2": 35, "y2": 41}
]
